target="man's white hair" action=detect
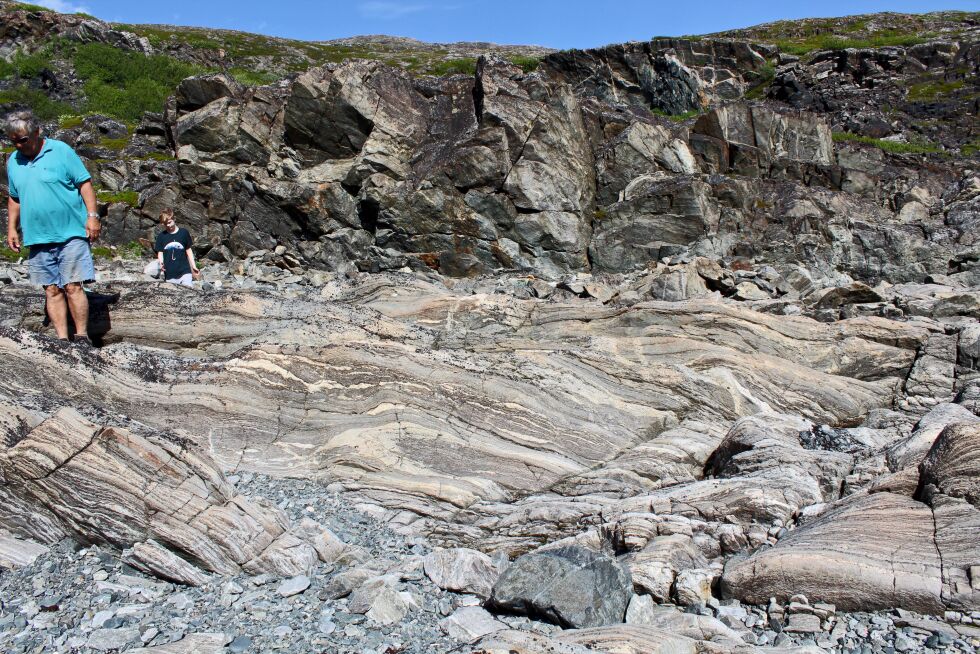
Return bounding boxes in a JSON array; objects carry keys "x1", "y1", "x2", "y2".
[{"x1": 4, "y1": 110, "x2": 40, "y2": 136}]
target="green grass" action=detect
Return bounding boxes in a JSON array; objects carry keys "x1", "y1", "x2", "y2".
[
  {"x1": 140, "y1": 150, "x2": 176, "y2": 161},
  {"x1": 58, "y1": 114, "x2": 84, "y2": 129},
  {"x1": 227, "y1": 67, "x2": 280, "y2": 86},
  {"x1": 509, "y1": 56, "x2": 540, "y2": 73},
  {"x1": 97, "y1": 189, "x2": 140, "y2": 206},
  {"x1": 0, "y1": 245, "x2": 22, "y2": 262},
  {"x1": 0, "y1": 85, "x2": 73, "y2": 120},
  {"x1": 651, "y1": 108, "x2": 701, "y2": 122},
  {"x1": 744, "y1": 64, "x2": 775, "y2": 100},
  {"x1": 832, "y1": 131, "x2": 941, "y2": 155},
  {"x1": 89, "y1": 241, "x2": 144, "y2": 260},
  {"x1": 98, "y1": 136, "x2": 131, "y2": 150},
  {"x1": 907, "y1": 78, "x2": 966, "y2": 102},
  {"x1": 1, "y1": 146, "x2": 14, "y2": 154},
  {"x1": 427, "y1": 58, "x2": 478, "y2": 76},
  {"x1": 0, "y1": 46, "x2": 56, "y2": 81},
  {"x1": 7, "y1": 3, "x2": 53, "y2": 12},
  {"x1": 117, "y1": 241, "x2": 145, "y2": 259},
  {"x1": 961, "y1": 140, "x2": 980, "y2": 157},
  {"x1": 774, "y1": 32, "x2": 930, "y2": 56}
]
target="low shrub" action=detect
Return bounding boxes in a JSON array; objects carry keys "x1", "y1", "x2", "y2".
[
  {"x1": 97, "y1": 189, "x2": 140, "y2": 206},
  {"x1": 0, "y1": 85, "x2": 73, "y2": 119},
  {"x1": 117, "y1": 241, "x2": 145, "y2": 259},
  {"x1": 72, "y1": 42, "x2": 202, "y2": 121},
  {"x1": 0, "y1": 46, "x2": 55, "y2": 80},
  {"x1": 428, "y1": 58, "x2": 477, "y2": 76},
  {"x1": 509, "y1": 56, "x2": 540, "y2": 73},
  {"x1": 651, "y1": 107, "x2": 701, "y2": 122},
  {"x1": 832, "y1": 131, "x2": 941, "y2": 154}
]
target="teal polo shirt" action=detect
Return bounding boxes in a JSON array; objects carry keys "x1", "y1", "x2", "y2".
[{"x1": 6, "y1": 138, "x2": 92, "y2": 246}]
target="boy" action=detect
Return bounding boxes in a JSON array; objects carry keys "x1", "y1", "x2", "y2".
[{"x1": 154, "y1": 209, "x2": 199, "y2": 286}]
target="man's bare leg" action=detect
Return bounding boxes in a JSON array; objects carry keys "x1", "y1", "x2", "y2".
[
  {"x1": 64, "y1": 282, "x2": 89, "y2": 337},
  {"x1": 44, "y1": 285, "x2": 70, "y2": 339}
]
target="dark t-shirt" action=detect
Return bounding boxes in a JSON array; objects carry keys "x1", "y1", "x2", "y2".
[{"x1": 154, "y1": 227, "x2": 193, "y2": 279}]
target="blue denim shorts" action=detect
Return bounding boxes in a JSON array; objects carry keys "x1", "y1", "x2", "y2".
[{"x1": 28, "y1": 238, "x2": 97, "y2": 287}]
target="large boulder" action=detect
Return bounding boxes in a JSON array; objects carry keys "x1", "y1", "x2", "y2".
[
  {"x1": 488, "y1": 545, "x2": 633, "y2": 628},
  {"x1": 919, "y1": 422, "x2": 980, "y2": 507},
  {"x1": 720, "y1": 492, "x2": 944, "y2": 613},
  {"x1": 423, "y1": 547, "x2": 498, "y2": 599},
  {"x1": 917, "y1": 422, "x2": 980, "y2": 610}
]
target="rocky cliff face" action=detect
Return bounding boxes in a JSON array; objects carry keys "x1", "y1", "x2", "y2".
[
  {"x1": 1, "y1": 6, "x2": 980, "y2": 654},
  {"x1": 14, "y1": 15, "x2": 969, "y2": 289}
]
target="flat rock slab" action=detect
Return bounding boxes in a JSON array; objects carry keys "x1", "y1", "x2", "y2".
[
  {"x1": 0, "y1": 532, "x2": 48, "y2": 569},
  {"x1": 489, "y1": 544, "x2": 632, "y2": 629},
  {"x1": 721, "y1": 492, "x2": 944, "y2": 613},
  {"x1": 439, "y1": 606, "x2": 508, "y2": 642},
  {"x1": 277, "y1": 574, "x2": 311, "y2": 597},
  {"x1": 125, "y1": 632, "x2": 227, "y2": 653},
  {"x1": 87, "y1": 628, "x2": 141, "y2": 651}
]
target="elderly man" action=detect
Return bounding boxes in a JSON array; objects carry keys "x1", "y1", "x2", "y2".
[{"x1": 5, "y1": 110, "x2": 100, "y2": 344}]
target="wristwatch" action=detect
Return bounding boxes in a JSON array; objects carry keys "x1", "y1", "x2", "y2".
[{"x1": 87, "y1": 212, "x2": 99, "y2": 218}]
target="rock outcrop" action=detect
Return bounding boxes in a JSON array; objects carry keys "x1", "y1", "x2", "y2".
[
  {"x1": 0, "y1": 406, "x2": 332, "y2": 585},
  {"x1": 1, "y1": 6, "x2": 979, "y2": 653}
]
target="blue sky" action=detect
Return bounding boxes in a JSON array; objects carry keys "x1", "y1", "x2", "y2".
[{"x1": 34, "y1": 0, "x2": 980, "y2": 49}]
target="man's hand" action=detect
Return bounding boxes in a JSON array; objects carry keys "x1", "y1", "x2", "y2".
[
  {"x1": 86, "y1": 216, "x2": 101, "y2": 242},
  {"x1": 6, "y1": 231, "x2": 20, "y2": 253}
]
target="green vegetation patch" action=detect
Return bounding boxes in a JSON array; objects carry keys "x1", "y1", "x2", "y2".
[
  {"x1": 73, "y1": 42, "x2": 203, "y2": 121},
  {"x1": 833, "y1": 131, "x2": 941, "y2": 155},
  {"x1": 0, "y1": 85, "x2": 73, "y2": 120},
  {"x1": 58, "y1": 114, "x2": 84, "y2": 129},
  {"x1": 116, "y1": 241, "x2": 145, "y2": 259},
  {"x1": 0, "y1": 245, "x2": 23, "y2": 262},
  {"x1": 89, "y1": 241, "x2": 145, "y2": 260},
  {"x1": 509, "y1": 56, "x2": 540, "y2": 73},
  {"x1": 907, "y1": 78, "x2": 966, "y2": 102},
  {"x1": 7, "y1": 3, "x2": 53, "y2": 12},
  {"x1": 744, "y1": 64, "x2": 775, "y2": 100},
  {"x1": 227, "y1": 67, "x2": 280, "y2": 86},
  {"x1": 140, "y1": 150, "x2": 176, "y2": 161},
  {"x1": 97, "y1": 189, "x2": 140, "y2": 206},
  {"x1": 0, "y1": 46, "x2": 56, "y2": 81},
  {"x1": 99, "y1": 136, "x2": 131, "y2": 150},
  {"x1": 651, "y1": 107, "x2": 701, "y2": 122},
  {"x1": 427, "y1": 58, "x2": 478, "y2": 76},
  {"x1": 775, "y1": 32, "x2": 930, "y2": 56}
]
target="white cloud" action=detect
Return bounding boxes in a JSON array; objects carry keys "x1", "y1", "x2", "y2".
[
  {"x1": 359, "y1": 2, "x2": 430, "y2": 20},
  {"x1": 34, "y1": 0, "x2": 92, "y2": 14}
]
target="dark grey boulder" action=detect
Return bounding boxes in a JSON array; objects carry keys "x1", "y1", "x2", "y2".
[{"x1": 488, "y1": 545, "x2": 632, "y2": 628}]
